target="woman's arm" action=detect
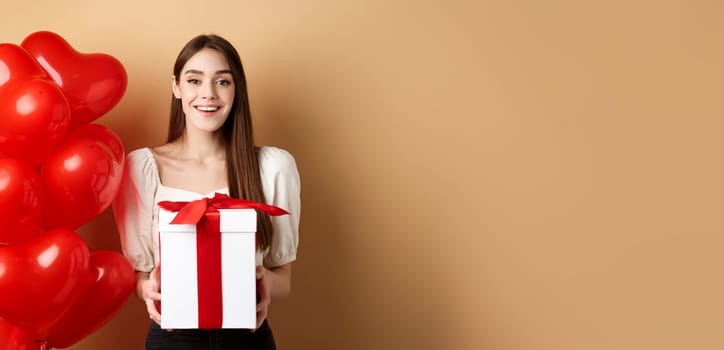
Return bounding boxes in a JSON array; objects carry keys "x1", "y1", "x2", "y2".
[{"x1": 265, "y1": 263, "x2": 293, "y2": 301}]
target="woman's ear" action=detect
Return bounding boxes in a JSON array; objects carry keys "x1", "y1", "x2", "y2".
[{"x1": 171, "y1": 76, "x2": 181, "y2": 98}]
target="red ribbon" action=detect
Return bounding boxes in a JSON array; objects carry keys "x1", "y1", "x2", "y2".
[
  {"x1": 158, "y1": 192, "x2": 289, "y2": 225},
  {"x1": 158, "y1": 193, "x2": 288, "y2": 329}
]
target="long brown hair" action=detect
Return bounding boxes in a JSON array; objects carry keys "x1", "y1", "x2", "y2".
[{"x1": 167, "y1": 34, "x2": 273, "y2": 251}]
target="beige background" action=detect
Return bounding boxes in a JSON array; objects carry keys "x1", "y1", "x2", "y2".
[{"x1": 1, "y1": 1, "x2": 723, "y2": 349}]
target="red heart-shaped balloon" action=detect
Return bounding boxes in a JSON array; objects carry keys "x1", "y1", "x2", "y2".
[
  {"x1": 0, "y1": 318, "x2": 41, "y2": 350},
  {"x1": 41, "y1": 124, "x2": 125, "y2": 230},
  {"x1": 45, "y1": 251, "x2": 135, "y2": 349},
  {"x1": 0, "y1": 43, "x2": 70, "y2": 165},
  {"x1": 0, "y1": 158, "x2": 43, "y2": 245},
  {"x1": 0, "y1": 229, "x2": 90, "y2": 331},
  {"x1": 0, "y1": 43, "x2": 46, "y2": 82},
  {"x1": 21, "y1": 31, "x2": 127, "y2": 129}
]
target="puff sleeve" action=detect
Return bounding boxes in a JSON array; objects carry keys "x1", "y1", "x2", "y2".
[
  {"x1": 259, "y1": 147, "x2": 301, "y2": 267},
  {"x1": 112, "y1": 149, "x2": 158, "y2": 272}
]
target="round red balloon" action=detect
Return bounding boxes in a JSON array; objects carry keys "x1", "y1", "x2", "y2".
[
  {"x1": 0, "y1": 229, "x2": 90, "y2": 332},
  {"x1": 45, "y1": 251, "x2": 135, "y2": 349},
  {"x1": 41, "y1": 124, "x2": 124, "y2": 230},
  {"x1": 20, "y1": 31, "x2": 127, "y2": 129},
  {"x1": 0, "y1": 158, "x2": 43, "y2": 245},
  {"x1": 0, "y1": 43, "x2": 70, "y2": 165}
]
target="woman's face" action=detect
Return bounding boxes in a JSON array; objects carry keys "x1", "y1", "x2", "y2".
[{"x1": 172, "y1": 48, "x2": 235, "y2": 135}]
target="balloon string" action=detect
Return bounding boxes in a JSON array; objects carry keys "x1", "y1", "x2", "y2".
[{"x1": 37, "y1": 339, "x2": 52, "y2": 350}]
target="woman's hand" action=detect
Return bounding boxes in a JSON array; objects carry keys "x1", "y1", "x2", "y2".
[
  {"x1": 137, "y1": 270, "x2": 162, "y2": 325},
  {"x1": 252, "y1": 262, "x2": 293, "y2": 331},
  {"x1": 254, "y1": 265, "x2": 272, "y2": 331}
]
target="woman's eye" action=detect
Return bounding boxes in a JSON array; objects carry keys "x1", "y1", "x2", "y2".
[
  {"x1": 216, "y1": 79, "x2": 232, "y2": 86},
  {"x1": 186, "y1": 79, "x2": 200, "y2": 85}
]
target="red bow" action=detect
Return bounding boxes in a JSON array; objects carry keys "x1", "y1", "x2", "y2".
[{"x1": 158, "y1": 192, "x2": 288, "y2": 224}]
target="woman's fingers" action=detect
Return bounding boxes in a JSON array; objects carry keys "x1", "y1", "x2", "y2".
[
  {"x1": 143, "y1": 278, "x2": 162, "y2": 324},
  {"x1": 253, "y1": 265, "x2": 271, "y2": 331},
  {"x1": 146, "y1": 290, "x2": 161, "y2": 300},
  {"x1": 145, "y1": 295, "x2": 161, "y2": 322},
  {"x1": 253, "y1": 304, "x2": 268, "y2": 332}
]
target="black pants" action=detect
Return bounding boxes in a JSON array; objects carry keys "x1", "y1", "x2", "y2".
[{"x1": 145, "y1": 321, "x2": 276, "y2": 350}]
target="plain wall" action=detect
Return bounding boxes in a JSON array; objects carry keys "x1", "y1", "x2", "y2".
[{"x1": 1, "y1": 1, "x2": 722, "y2": 349}]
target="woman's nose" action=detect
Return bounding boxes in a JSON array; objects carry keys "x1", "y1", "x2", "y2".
[{"x1": 200, "y1": 81, "x2": 217, "y2": 99}]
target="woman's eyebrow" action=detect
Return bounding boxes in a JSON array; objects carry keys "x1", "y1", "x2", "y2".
[{"x1": 183, "y1": 69, "x2": 232, "y2": 75}]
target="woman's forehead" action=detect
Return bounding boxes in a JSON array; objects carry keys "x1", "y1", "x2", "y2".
[{"x1": 182, "y1": 48, "x2": 231, "y2": 74}]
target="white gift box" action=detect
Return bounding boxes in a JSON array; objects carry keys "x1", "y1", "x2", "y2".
[{"x1": 158, "y1": 207, "x2": 257, "y2": 329}]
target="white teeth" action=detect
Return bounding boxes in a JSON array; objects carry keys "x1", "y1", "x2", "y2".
[{"x1": 196, "y1": 106, "x2": 219, "y2": 112}]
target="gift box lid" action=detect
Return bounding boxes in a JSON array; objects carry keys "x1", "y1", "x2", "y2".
[{"x1": 158, "y1": 208, "x2": 257, "y2": 232}]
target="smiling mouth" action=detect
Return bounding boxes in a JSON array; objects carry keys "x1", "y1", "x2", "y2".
[{"x1": 195, "y1": 106, "x2": 220, "y2": 112}]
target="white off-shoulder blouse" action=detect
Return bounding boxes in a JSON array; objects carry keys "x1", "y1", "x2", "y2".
[{"x1": 112, "y1": 146, "x2": 301, "y2": 273}]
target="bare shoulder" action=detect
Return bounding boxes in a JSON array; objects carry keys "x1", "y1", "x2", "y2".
[
  {"x1": 150, "y1": 143, "x2": 176, "y2": 159},
  {"x1": 150, "y1": 143, "x2": 181, "y2": 158},
  {"x1": 149, "y1": 143, "x2": 184, "y2": 172}
]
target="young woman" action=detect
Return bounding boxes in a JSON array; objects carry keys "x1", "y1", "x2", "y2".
[{"x1": 113, "y1": 34, "x2": 301, "y2": 350}]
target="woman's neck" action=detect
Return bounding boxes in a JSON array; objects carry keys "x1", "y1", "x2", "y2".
[{"x1": 172, "y1": 130, "x2": 226, "y2": 162}]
